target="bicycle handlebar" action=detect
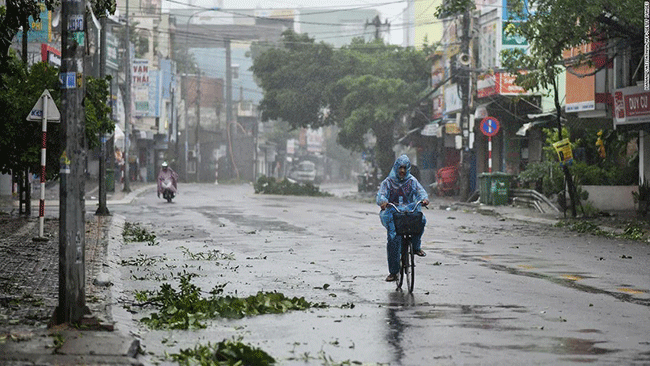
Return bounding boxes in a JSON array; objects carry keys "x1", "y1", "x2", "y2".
[{"x1": 386, "y1": 199, "x2": 428, "y2": 213}]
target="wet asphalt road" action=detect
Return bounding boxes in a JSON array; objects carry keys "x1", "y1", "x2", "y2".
[{"x1": 109, "y1": 183, "x2": 650, "y2": 365}]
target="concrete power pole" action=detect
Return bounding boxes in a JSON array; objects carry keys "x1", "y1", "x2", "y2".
[
  {"x1": 20, "y1": 19, "x2": 30, "y2": 216},
  {"x1": 184, "y1": 74, "x2": 189, "y2": 181},
  {"x1": 459, "y1": 10, "x2": 472, "y2": 202},
  {"x1": 365, "y1": 15, "x2": 390, "y2": 41},
  {"x1": 196, "y1": 71, "x2": 201, "y2": 182},
  {"x1": 96, "y1": 15, "x2": 110, "y2": 216},
  {"x1": 123, "y1": 0, "x2": 132, "y2": 193},
  {"x1": 225, "y1": 39, "x2": 233, "y2": 177},
  {"x1": 56, "y1": 0, "x2": 88, "y2": 324}
]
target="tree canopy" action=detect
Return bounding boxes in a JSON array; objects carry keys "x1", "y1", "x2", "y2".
[
  {"x1": 251, "y1": 31, "x2": 431, "y2": 176},
  {"x1": 0, "y1": 1, "x2": 118, "y2": 179},
  {"x1": 0, "y1": 52, "x2": 63, "y2": 177},
  {"x1": 0, "y1": 0, "x2": 53, "y2": 78},
  {"x1": 0, "y1": 52, "x2": 114, "y2": 178}
]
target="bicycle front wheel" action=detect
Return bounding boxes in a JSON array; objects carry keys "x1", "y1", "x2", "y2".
[
  {"x1": 398, "y1": 241, "x2": 408, "y2": 290},
  {"x1": 406, "y1": 239, "x2": 415, "y2": 293}
]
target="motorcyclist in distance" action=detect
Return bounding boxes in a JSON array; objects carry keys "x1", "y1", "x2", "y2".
[{"x1": 157, "y1": 161, "x2": 178, "y2": 198}]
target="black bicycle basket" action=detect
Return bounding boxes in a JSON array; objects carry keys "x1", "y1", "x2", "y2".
[{"x1": 393, "y1": 211, "x2": 424, "y2": 236}]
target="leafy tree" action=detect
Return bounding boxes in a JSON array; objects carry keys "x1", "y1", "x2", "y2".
[
  {"x1": 85, "y1": 75, "x2": 114, "y2": 150},
  {"x1": 252, "y1": 31, "x2": 342, "y2": 130},
  {"x1": 0, "y1": 53, "x2": 63, "y2": 180},
  {"x1": 0, "y1": 53, "x2": 114, "y2": 180},
  {"x1": 251, "y1": 31, "x2": 431, "y2": 176},
  {"x1": 0, "y1": 0, "x2": 52, "y2": 81},
  {"x1": 91, "y1": 0, "x2": 117, "y2": 17}
]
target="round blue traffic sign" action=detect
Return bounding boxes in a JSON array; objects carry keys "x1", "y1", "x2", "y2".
[{"x1": 480, "y1": 116, "x2": 500, "y2": 137}]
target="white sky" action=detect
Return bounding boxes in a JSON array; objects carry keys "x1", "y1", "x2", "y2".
[{"x1": 162, "y1": 0, "x2": 409, "y2": 45}]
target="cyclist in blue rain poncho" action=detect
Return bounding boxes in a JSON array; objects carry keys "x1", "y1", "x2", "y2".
[{"x1": 376, "y1": 155, "x2": 429, "y2": 282}]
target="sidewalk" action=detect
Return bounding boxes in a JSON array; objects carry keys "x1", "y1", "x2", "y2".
[{"x1": 0, "y1": 180, "x2": 154, "y2": 366}]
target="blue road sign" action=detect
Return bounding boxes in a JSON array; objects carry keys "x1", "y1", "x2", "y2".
[{"x1": 480, "y1": 116, "x2": 500, "y2": 137}]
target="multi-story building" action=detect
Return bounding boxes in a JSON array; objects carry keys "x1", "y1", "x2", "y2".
[
  {"x1": 562, "y1": 29, "x2": 645, "y2": 210},
  {"x1": 403, "y1": 0, "x2": 555, "y2": 195},
  {"x1": 115, "y1": 0, "x2": 177, "y2": 183},
  {"x1": 411, "y1": 0, "x2": 443, "y2": 49}
]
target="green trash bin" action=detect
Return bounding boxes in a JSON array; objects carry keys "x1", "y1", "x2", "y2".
[
  {"x1": 489, "y1": 172, "x2": 512, "y2": 206},
  {"x1": 106, "y1": 168, "x2": 115, "y2": 192},
  {"x1": 478, "y1": 173, "x2": 492, "y2": 204}
]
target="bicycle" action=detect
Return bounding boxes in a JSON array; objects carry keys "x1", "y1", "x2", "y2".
[{"x1": 388, "y1": 200, "x2": 427, "y2": 293}]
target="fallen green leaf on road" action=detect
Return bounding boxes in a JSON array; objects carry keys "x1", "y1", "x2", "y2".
[
  {"x1": 137, "y1": 274, "x2": 328, "y2": 330},
  {"x1": 169, "y1": 338, "x2": 275, "y2": 366}
]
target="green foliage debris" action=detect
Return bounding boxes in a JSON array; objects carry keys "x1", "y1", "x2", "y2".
[
  {"x1": 555, "y1": 220, "x2": 647, "y2": 241},
  {"x1": 169, "y1": 338, "x2": 275, "y2": 366},
  {"x1": 179, "y1": 246, "x2": 235, "y2": 261},
  {"x1": 621, "y1": 222, "x2": 645, "y2": 241},
  {"x1": 122, "y1": 222, "x2": 158, "y2": 245},
  {"x1": 254, "y1": 176, "x2": 332, "y2": 197},
  {"x1": 138, "y1": 274, "x2": 327, "y2": 330}
]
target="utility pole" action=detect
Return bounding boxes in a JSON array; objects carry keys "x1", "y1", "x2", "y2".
[
  {"x1": 365, "y1": 15, "x2": 390, "y2": 41},
  {"x1": 20, "y1": 18, "x2": 30, "y2": 216},
  {"x1": 225, "y1": 38, "x2": 233, "y2": 174},
  {"x1": 171, "y1": 81, "x2": 176, "y2": 164},
  {"x1": 56, "y1": 0, "x2": 88, "y2": 324},
  {"x1": 183, "y1": 74, "x2": 189, "y2": 182},
  {"x1": 96, "y1": 14, "x2": 110, "y2": 216},
  {"x1": 459, "y1": 9, "x2": 472, "y2": 202},
  {"x1": 123, "y1": 0, "x2": 132, "y2": 193},
  {"x1": 196, "y1": 71, "x2": 201, "y2": 182}
]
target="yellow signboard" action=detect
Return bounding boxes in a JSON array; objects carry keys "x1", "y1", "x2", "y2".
[
  {"x1": 553, "y1": 138, "x2": 573, "y2": 165},
  {"x1": 445, "y1": 122, "x2": 461, "y2": 135}
]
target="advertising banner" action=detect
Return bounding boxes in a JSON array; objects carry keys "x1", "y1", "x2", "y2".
[
  {"x1": 553, "y1": 139, "x2": 573, "y2": 165},
  {"x1": 306, "y1": 128, "x2": 323, "y2": 153},
  {"x1": 496, "y1": 72, "x2": 528, "y2": 95},
  {"x1": 40, "y1": 44, "x2": 60, "y2": 67},
  {"x1": 132, "y1": 59, "x2": 150, "y2": 117},
  {"x1": 563, "y1": 44, "x2": 598, "y2": 113},
  {"x1": 477, "y1": 72, "x2": 496, "y2": 98},
  {"x1": 444, "y1": 83, "x2": 462, "y2": 114},
  {"x1": 476, "y1": 72, "x2": 528, "y2": 98},
  {"x1": 106, "y1": 33, "x2": 119, "y2": 71},
  {"x1": 614, "y1": 85, "x2": 650, "y2": 125},
  {"x1": 15, "y1": 1, "x2": 50, "y2": 43}
]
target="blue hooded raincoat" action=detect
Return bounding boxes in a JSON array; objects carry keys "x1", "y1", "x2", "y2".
[{"x1": 376, "y1": 155, "x2": 428, "y2": 275}]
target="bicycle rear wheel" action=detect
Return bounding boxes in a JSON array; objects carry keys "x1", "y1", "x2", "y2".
[{"x1": 406, "y1": 239, "x2": 415, "y2": 293}]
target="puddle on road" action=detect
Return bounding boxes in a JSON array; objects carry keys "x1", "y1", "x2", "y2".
[
  {"x1": 617, "y1": 287, "x2": 647, "y2": 295},
  {"x1": 464, "y1": 337, "x2": 618, "y2": 356},
  {"x1": 379, "y1": 298, "x2": 623, "y2": 363},
  {"x1": 560, "y1": 274, "x2": 585, "y2": 281},
  {"x1": 413, "y1": 303, "x2": 527, "y2": 332}
]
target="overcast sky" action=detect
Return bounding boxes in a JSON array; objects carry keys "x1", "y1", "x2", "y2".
[{"x1": 162, "y1": 0, "x2": 409, "y2": 45}]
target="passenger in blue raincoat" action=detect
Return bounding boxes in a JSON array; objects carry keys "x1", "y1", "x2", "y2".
[{"x1": 376, "y1": 155, "x2": 429, "y2": 282}]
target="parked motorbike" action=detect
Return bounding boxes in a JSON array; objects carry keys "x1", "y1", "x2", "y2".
[{"x1": 160, "y1": 178, "x2": 176, "y2": 203}]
